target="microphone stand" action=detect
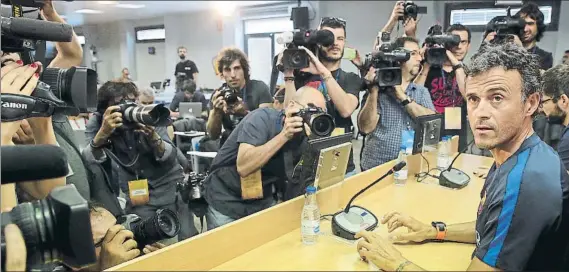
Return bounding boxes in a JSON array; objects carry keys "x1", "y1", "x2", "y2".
[
  {"x1": 438, "y1": 139, "x2": 475, "y2": 189},
  {"x1": 344, "y1": 168, "x2": 396, "y2": 213}
]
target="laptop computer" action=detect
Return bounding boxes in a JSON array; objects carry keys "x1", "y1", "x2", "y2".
[
  {"x1": 313, "y1": 142, "x2": 352, "y2": 190},
  {"x1": 179, "y1": 102, "x2": 202, "y2": 119}
]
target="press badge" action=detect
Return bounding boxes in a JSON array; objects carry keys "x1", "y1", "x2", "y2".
[
  {"x1": 444, "y1": 107, "x2": 462, "y2": 130},
  {"x1": 128, "y1": 179, "x2": 150, "y2": 206},
  {"x1": 241, "y1": 170, "x2": 264, "y2": 200}
]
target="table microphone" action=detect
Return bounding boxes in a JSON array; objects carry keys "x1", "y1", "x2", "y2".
[
  {"x1": 331, "y1": 161, "x2": 406, "y2": 240},
  {"x1": 438, "y1": 139, "x2": 475, "y2": 189},
  {"x1": 1, "y1": 145, "x2": 69, "y2": 184}
]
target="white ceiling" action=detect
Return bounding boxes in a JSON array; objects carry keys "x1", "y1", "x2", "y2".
[{"x1": 52, "y1": 1, "x2": 283, "y2": 26}]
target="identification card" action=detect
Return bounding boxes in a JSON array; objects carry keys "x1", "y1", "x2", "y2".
[
  {"x1": 128, "y1": 179, "x2": 150, "y2": 206},
  {"x1": 240, "y1": 170, "x2": 263, "y2": 200},
  {"x1": 444, "y1": 107, "x2": 462, "y2": 130},
  {"x1": 331, "y1": 128, "x2": 345, "y2": 137}
]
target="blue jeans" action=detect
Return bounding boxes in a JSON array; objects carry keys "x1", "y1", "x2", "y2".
[{"x1": 206, "y1": 205, "x2": 236, "y2": 230}]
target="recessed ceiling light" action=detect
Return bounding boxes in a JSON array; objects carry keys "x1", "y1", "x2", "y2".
[
  {"x1": 97, "y1": 1, "x2": 117, "y2": 4},
  {"x1": 116, "y1": 3, "x2": 145, "y2": 9},
  {"x1": 75, "y1": 9, "x2": 104, "y2": 14}
]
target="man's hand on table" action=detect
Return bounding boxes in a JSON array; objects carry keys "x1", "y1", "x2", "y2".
[
  {"x1": 355, "y1": 231, "x2": 409, "y2": 271},
  {"x1": 381, "y1": 211, "x2": 436, "y2": 243}
]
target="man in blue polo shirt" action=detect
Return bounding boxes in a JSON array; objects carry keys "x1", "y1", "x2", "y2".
[
  {"x1": 353, "y1": 43, "x2": 569, "y2": 271},
  {"x1": 540, "y1": 64, "x2": 569, "y2": 170}
]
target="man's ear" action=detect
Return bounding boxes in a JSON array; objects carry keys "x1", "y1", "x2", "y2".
[
  {"x1": 559, "y1": 94, "x2": 569, "y2": 109},
  {"x1": 525, "y1": 92, "x2": 541, "y2": 116}
]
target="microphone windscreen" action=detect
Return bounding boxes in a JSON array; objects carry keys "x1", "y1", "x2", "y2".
[
  {"x1": 315, "y1": 29, "x2": 335, "y2": 47},
  {"x1": 1, "y1": 145, "x2": 69, "y2": 184},
  {"x1": 393, "y1": 161, "x2": 407, "y2": 172},
  {"x1": 2, "y1": 17, "x2": 73, "y2": 42}
]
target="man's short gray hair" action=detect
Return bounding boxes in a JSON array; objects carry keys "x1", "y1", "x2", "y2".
[
  {"x1": 465, "y1": 43, "x2": 542, "y2": 101},
  {"x1": 139, "y1": 86, "x2": 155, "y2": 98}
]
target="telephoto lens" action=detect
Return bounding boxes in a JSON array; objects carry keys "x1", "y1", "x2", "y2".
[
  {"x1": 293, "y1": 106, "x2": 336, "y2": 137},
  {"x1": 119, "y1": 209, "x2": 180, "y2": 247},
  {"x1": 119, "y1": 103, "x2": 172, "y2": 127},
  {"x1": 0, "y1": 185, "x2": 96, "y2": 270},
  {"x1": 40, "y1": 66, "x2": 98, "y2": 113}
]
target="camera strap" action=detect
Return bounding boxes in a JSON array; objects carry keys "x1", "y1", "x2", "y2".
[{"x1": 0, "y1": 93, "x2": 65, "y2": 122}]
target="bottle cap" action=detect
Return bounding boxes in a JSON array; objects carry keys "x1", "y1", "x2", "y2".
[
  {"x1": 400, "y1": 145, "x2": 406, "y2": 150},
  {"x1": 306, "y1": 186, "x2": 316, "y2": 194}
]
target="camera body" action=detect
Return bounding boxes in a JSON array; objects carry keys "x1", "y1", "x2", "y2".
[
  {"x1": 365, "y1": 40, "x2": 410, "y2": 87},
  {"x1": 400, "y1": 1, "x2": 418, "y2": 20},
  {"x1": 117, "y1": 209, "x2": 180, "y2": 247},
  {"x1": 277, "y1": 29, "x2": 335, "y2": 70},
  {"x1": 424, "y1": 25, "x2": 461, "y2": 67},
  {"x1": 218, "y1": 84, "x2": 240, "y2": 106},
  {"x1": 117, "y1": 102, "x2": 172, "y2": 128},
  {"x1": 0, "y1": 185, "x2": 96, "y2": 270},
  {"x1": 177, "y1": 172, "x2": 208, "y2": 203},
  {"x1": 486, "y1": 9, "x2": 526, "y2": 44},
  {"x1": 292, "y1": 105, "x2": 335, "y2": 137}
]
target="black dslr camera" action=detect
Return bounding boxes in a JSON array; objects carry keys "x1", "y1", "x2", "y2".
[
  {"x1": 177, "y1": 172, "x2": 208, "y2": 203},
  {"x1": 117, "y1": 209, "x2": 180, "y2": 247},
  {"x1": 364, "y1": 36, "x2": 410, "y2": 87},
  {"x1": 217, "y1": 84, "x2": 240, "y2": 106},
  {"x1": 1, "y1": 0, "x2": 98, "y2": 122},
  {"x1": 424, "y1": 25, "x2": 461, "y2": 67},
  {"x1": 117, "y1": 102, "x2": 172, "y2": 128},
  {"x1": 399, "y1": 1, "x2": 419, "y2": 20},
  {"x1": 1, "y1": 185, "x2": 97, "y2": 270},
  {"x1": 277, "y1": 29, "x2": 335, "y2": 70},
  {"x1": 293, "y1": 104, "x2": 335, "y2": 137},
  {"x1": 486, "y1": 7, "x2": 526, "y2": 44}
]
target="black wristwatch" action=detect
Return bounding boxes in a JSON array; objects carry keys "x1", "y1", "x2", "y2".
[
  {"x1": 452, "y1": 62, "x2": 464, "y2": 71},
  {"x1": 400, "y1": 96, "x2": 412, "y2": 107},
  {"x1": 431, "y1": 221, "x2": 447, "y2": 241}
]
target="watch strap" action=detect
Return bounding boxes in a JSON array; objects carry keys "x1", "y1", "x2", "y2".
[
  {"x1": 452, "y1": 62, "x2": 464, "y2": 71},
  {"x1": 400, "y1": 97, "x2": 411, "y2": 107},
  {"x1": 431, "y1": 221, "x2": 447, "y2": 240}
]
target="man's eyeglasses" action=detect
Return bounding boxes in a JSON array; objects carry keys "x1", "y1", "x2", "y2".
[{"x1": 319, "y1": 17, "x2": 346, "y2": 28}]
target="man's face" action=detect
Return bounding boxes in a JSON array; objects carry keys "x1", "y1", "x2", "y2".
[
  {"x1": 90, "y1": 208, "x2": 117, "y2": 259},
  {"x1": 122, "y1": 69, "x2": 129, "y2": 77},
  {"x1": 319, "y1": 26, "x2": 346, "y2": 62},
  {"x1": 520, "y1": 14, "x2": 538, "y2": 43},
  {"x1": 184, "y1": 91, "x2": 194, "y2": 100},
  {"x1": 450, "y1": 30, "x2": 471, "y2": 61},
  {"x1": 541, "y1": 94, "x2": 567, "y2": 123},
  {"x1": 466, "y1": 68, "x2": 531, "y2": 150},
  {"x1": 222, "y1": 59, "x2": 246, "y2": 89},
  {"x1": 138, "y1": 95, "x2": 154, "y2": 105},
  {"x1": 178, "y1": 48, "x2": 187, "y2": 58},
  {"x1": 401, "y1": 41, "x2": 422, "y2": 77}
]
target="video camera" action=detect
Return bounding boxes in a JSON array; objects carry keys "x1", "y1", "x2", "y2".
[
  {"x1": 1, "y1": 0, "x2": 98, "y2": 122},
  {"x1": 117, "y1": 209, "x2": 180, "y2": 248},
  {"x1": 277, "y1": 29, "x2": 335, "y2": 70},
  {"x1": 486, "y1": 7, "x2": 526, "y2": 44},
  {"x1": 423, "y1": 24, "x2": 460, "y2": 67},
  {"x1": 364, "y1": 36, "x2": 410, "y2": 87},
  {"x1": 117, "y1": 102, "x2": 172, "y2": 128},
  {"x1": 1, "y1": 185, "x2": 97, "y2": 271}
]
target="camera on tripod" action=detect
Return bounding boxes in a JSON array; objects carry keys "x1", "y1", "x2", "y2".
[
  {"x1": 1, "y1": 185, "x2": 97, "y2": 270},
  {"x1": 117, "y1": 209, "x2": 180, "y2": 247},
  {"x1": 363, "y1": 37, "x2": 410, "y2": 87},
  {"x1": 117, "y1": 102, "x2": 172, "y2": 128},
  {"x1": 423, "y1": 25, "x2": 460, "y2": 67},
  {"x1": 486, "y1": 7, "x2": 526, "y2": 44},
  {"x1": 293, "y1": 104, "x2": 335, "y2": 137},
  {"x1": 276, "y1": 29, "x2": 335, "y2": 70},
  {"x1": 1, "y1": 0, "x2": 98, "y2": 122}
]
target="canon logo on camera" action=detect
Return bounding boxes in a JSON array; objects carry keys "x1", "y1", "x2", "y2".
[{"x1": 2, "y1": 101, "x2": 28, "y2": 110}]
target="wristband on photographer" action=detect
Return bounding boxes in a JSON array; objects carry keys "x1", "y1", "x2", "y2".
[{"x1": 90, "y1": 139, "x2": 108, "y2": 149}]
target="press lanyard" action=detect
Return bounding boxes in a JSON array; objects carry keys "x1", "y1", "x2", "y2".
[
  {"x1": 241, "y1": 84, "x2": 247, "y2": 105},
  {"x1": 320, "y1": 71, "x2": 340, "y2": 100}
]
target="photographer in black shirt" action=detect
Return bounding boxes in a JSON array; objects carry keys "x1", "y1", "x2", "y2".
[
  {"x1": 174, "y1": 46, "x2": 199, "y2": 92},
  {"x1": 83, "y1": 82, "x2": 183, "y2": 225},
  {"x1": 207, "y1": 47, "x2": 273, "y2": 147},
  {"x1": 514, "y1": 2, "x2": 553, "y2": 70}
]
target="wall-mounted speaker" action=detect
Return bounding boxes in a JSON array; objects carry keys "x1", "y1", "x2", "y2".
[{"x1": 148, "y1": 46, "x2": 156, "y2": 55}]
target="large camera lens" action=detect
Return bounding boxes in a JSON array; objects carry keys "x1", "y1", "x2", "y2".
[
  {"x1": 130, "y1": 209, "x2": 180, "y2": 246},
  {"x1": 121, "y1": 103, "x2": 171, "y2": 127},
  {"x1": 40, "y1": 67, "x2": 98, "y2": 113},
  {"x1": 0, "y1": 185, "x2": 96, "y2": 270},
  {"x1": 309, "y1": 114, "x2": 335, "y2": 137},
  {"x1": 283, "y1": 48, "x2": 309, "y2": 69}
]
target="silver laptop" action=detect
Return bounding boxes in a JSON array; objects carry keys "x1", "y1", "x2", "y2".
[{"x1": 178, "y1": 102, "x2": 202, "y2": 119}]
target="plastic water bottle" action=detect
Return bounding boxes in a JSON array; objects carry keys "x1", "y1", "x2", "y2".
[
  {"x1": 438, "y1": 136, "x2": 450, "y2": 169},
  {"x1": 394, "y1": 146, "x2": 408, "y2": 186},
  {"x1": 301, "y1": 186, "x2": 320, "y2": 245}
]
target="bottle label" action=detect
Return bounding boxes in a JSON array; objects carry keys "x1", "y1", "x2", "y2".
[
  {"x1": 394, "y1": 169, "x2": 408, "y2": 180},
  {"x1": 301, "y1": 220, "x2": 320, "y2": 236}
]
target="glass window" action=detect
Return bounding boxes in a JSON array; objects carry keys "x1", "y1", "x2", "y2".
[
  {"x1": 244, "y1": 17, "x2": 293, "y2": 35},
  {"x1": 450, "y1": 6, "x2": 553, "y2": 26},
  {"x1": 135, "y1": 27, "x2": 165, "y2": 42}
]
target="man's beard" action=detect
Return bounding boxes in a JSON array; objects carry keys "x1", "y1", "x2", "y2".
[
  {"x1": 179, "y1": 55, "x2": 186, "y2": 60},
  {"x1": 547, "y1": 107, "x2": 567, "y2": 125},
  {"x1": 318, "y1": 47, "x2": 342, "y2": 63}
]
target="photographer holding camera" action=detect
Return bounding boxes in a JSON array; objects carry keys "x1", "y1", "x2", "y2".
[
  {"x1": 203, "y1": 86, "x2": 328, "y2": 229},
  {"x1": 358, "y1": 37, "x2": 435, "y2": 171},
  {"x1": 207, "y1": 47, "x2": 273, "y2": 146},
  {"x1": 415, "y1": 24, "x2": 470, "y2": 150},
  {"x1": 514, "y1": 2, "x2": 553, "y2": 70},
  {"x1": 83, "y1": 81, "x2": 183, "y2": 225}
]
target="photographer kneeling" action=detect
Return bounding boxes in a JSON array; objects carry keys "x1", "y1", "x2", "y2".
[
  {"x1": 204, "y1": 86, "x2": 327, "y2": 229},
  {"x1": 83, "y1": 82, "x2": 183, "y2": 229}
]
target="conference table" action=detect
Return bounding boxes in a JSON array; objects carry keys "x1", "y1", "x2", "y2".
[{"x1": 111, "y1": 137, "x2": 494, "y2": 271}]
